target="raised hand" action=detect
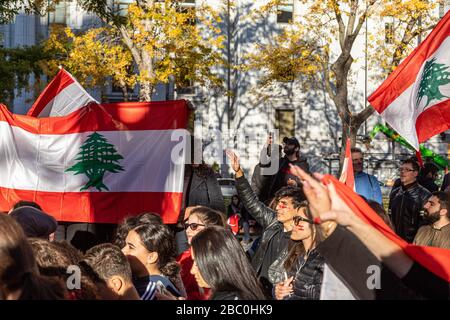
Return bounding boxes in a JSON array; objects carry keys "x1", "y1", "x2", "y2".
[{"x1": 225, "y1": 149, "x2": 241, "y2": 172}]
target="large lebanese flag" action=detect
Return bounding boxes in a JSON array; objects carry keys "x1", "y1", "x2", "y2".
[
  {"x1": 323, "y1": 175, "x2": 450, "y2": 282},
  {"x1": 368, "y1": 11, "x2": 450, "y2": 150},
  {"x1": 0, "y1": 100, "x2": 189, "y2": 224},
  {"x1": 27, "y1": 67, "x2": 98, "y2": 118}
]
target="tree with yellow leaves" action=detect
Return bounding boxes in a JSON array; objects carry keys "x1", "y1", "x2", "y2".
[
  {"x1": 246, "y1": 0, "x2": 441, "y2": 160},
  {"x1": 76, "y1": 0, "x2": 225, "y2": 101},
  {"x1": 44, "y1": 25, "x2": 136, "y2": 101}
]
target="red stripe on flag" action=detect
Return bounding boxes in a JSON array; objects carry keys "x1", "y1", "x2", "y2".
[
  {"x1": 415, "y1": 100, "x2": 450, "y2": 143},
  {"x1": 322, "y1": 175, "x2": 450, "y2": 282},
  {"x1": 339, "y1": 138, "x2": 355, "y2": 190},
  {"x1": 27, "y1": 68, "x2": 74, "y2": 117},
  {"x1": 368, "y1": 12, "x2": 450, "y2": 113},
  {"x1": 0, "y1": 100, "x2": 189, "y2": 133},
  {"x1": 0, "y1": 188, "x2": 182, "y2": 224}
]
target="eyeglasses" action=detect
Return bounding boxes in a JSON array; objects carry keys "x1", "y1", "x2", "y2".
[
  {"x1": 399, "y1": 168, "x2": 416, "y2": 173},
  {"x1": 184, "y1": 222, "x2": 206, "y2": 231},
  {"x1": 293, "y1": 215, "x2": 314, "y2": 226}
]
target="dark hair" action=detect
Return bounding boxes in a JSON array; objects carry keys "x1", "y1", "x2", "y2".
[
  {"x1": 191, "y1": 226, "x2": 265, "y2": 300},
  {"x1": 0, "y1": 215, "x2": 66, "y2": 300},
  {"x1": 114, "y1": 212, "x2": 163, "y2": 248},
  {"x1": 365, "y1": 200, "x2": 394, "y2": 230},
  {"x1": 351, "y1": 147, "x2": 362, "y2": 154},
  {"x1": 132, "y1": 223, "x2": 180, "y2": 282},
  {"x1": 83, "y1": 243, "x2": 132, "y2": 283},
  {"x1": 29, "y1": 239, "x2": 82, "y2": 273},
  {"x1": 274, "y1": 186, "x2": 306, "y2": 209},
  {"x1": 402, "y1": 158, "x2": 420, "y2": 172},
  {"x1": 12, "y1": 201, "x2": 42, "y2": 211},
  {"x1": 28, "y1": 238, "x2": 99, "y2": 300},
  {"x1": 283, "y1": 240, "x2": 304, "y2": 273},
  {"x1": 283, "y1": 206, "x2": 324, "y2": 273},
  {"x1": 432, "y1": 191, "x2": 450, "y2": 218},
  {"x1": 420, "y1": 163, "x2": 439, "y2": 177},
  {"x1": 189, "y1": 206, "x2": 226, "y2": 227}
]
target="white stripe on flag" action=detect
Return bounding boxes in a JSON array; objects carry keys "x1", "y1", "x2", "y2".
[
  {"x1": 0, "y1": 123, "x2": 186, "y2": 193},
  {"x1": 39, "y1": 82, "x2": 97, "y2": 117}
]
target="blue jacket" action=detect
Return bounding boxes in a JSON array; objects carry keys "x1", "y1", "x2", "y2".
[{"x1": 354, "y1": 172, "x2": 383, "y2": 204}]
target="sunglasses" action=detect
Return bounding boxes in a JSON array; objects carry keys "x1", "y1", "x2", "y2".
[
  {"x1": 184, "y1": 222, "x2": 206, "y2": 231},
  {"x1": 293, "y1": 215, "x2": 314, "y2": 226}
]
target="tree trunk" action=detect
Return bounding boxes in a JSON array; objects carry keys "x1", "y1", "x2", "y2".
[
  {"x1": 139, "y1": 81, "x2": 153, "y2": 101},
  {"x1": 119, "y1": 80, "x2": 129, "y2": 101}
]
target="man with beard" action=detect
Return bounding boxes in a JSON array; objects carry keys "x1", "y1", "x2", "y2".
[
  {"x1": 252, "y1": 135, "x2": 309, "y2": 203},
  {"x1": 414, "y1": 191, "x2": 450, "y2": 249}
]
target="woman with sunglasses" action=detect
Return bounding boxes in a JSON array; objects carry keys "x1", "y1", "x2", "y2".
[
  {"x1": 176, "y1": 206, "x2": 226, "y2": 300},
  {"x1": 274, "y1": 205, "x2": 326, "y2": 300}
]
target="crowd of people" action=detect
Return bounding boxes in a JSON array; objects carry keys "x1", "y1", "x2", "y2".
[{"x1": 0, "y1": 136, "x2": 449, "y2": 300}]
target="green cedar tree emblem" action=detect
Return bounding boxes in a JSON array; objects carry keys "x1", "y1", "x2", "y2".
[
  {"x1": 66, "y1": 132, "x2": 124, "y2": 191},
  {"x1": 416, "y1": 57, "x2": 450, "y2": 109}
]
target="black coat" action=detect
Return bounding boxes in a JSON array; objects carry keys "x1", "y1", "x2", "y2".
[
  {"x1": 251, "y1": 144, "x2": 309, "y2": 203},
  {"x1": 316, "y1": 226, "x2": 449, "y2": 299},
  {"x1": 285, "y1": 249, "x2": 325, "y2": 300},
  {"x1": 389, "y1": 182, "x2": 431, "y2": 243},
  {"x1": 184, "y1": 165, "x2": 225, "y2": 213},
  {"x1": 235, "y1": 176, "x2": 286, "y2": 277}
]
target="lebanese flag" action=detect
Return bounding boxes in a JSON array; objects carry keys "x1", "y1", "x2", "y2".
[
  {"x1": 339, "y1": 138, "x2": 355, "y2": 190},
  {"x1": 322, "y1": 175, "x2": 450, "y2": 282},
  {"x1": 0, "y1": 100, "x2": 189, "y2": 224},
  {"x1": 27, "y1": 67, "x2": 98, "y2": 118},
  {"x1": 368, "y1": 11, "x2": 450, "y2": 150}
]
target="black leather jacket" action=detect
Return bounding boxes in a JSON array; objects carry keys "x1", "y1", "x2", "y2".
[
  {"x1": 389, "y1": 182, "x2": 431, "y2": 243},
  {"x1": 285, "y1": 249, "x2": 325, "y2": 300},
  {"x1": 235, "y1": 175, "x2": 285, "y2": 276}
]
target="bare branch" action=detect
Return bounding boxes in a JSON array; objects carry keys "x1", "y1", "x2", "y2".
[
  {"x1": 354, "y1": 105, "x2": 375, "y2": 128},
  {"x1": 330, "y1": 0, "x2": 346, "y2": 49},
  {"x1": 353, "y1": 0, "x2": 378, "y2": 42},
  {"x1": 391, "y1": 16, "x2": 419, "y2": 67},
  {"x1": 346, "y1": 0, "x2": 358, "y2": 39},
  {"x1": 118, "y1": 26, "x2": 142, "y2": 67}
]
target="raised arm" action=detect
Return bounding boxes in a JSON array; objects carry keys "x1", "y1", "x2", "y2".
[
  {"x1": 289, "y1": 165, "x2": 413, "y2": 279},
  {"x1": 226, "y1": 150, "x2": 277, "y2": 228}
]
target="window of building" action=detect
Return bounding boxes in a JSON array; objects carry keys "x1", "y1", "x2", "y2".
[
  {"x1": 275, "y1": 109, "x2": 295, "y2": 143},
  {"x1": 385, "y1": 22, "x2": 394, "y2": 44},
  {"x1": 277, "y1": 1, "x2": 294, "y2": 24},
  {"x1": 48, "y1": 1, "x2": 68, "y2": 25},
  {"x1": 112, "y1": 0, "x2": 134, "y2": 16}
]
